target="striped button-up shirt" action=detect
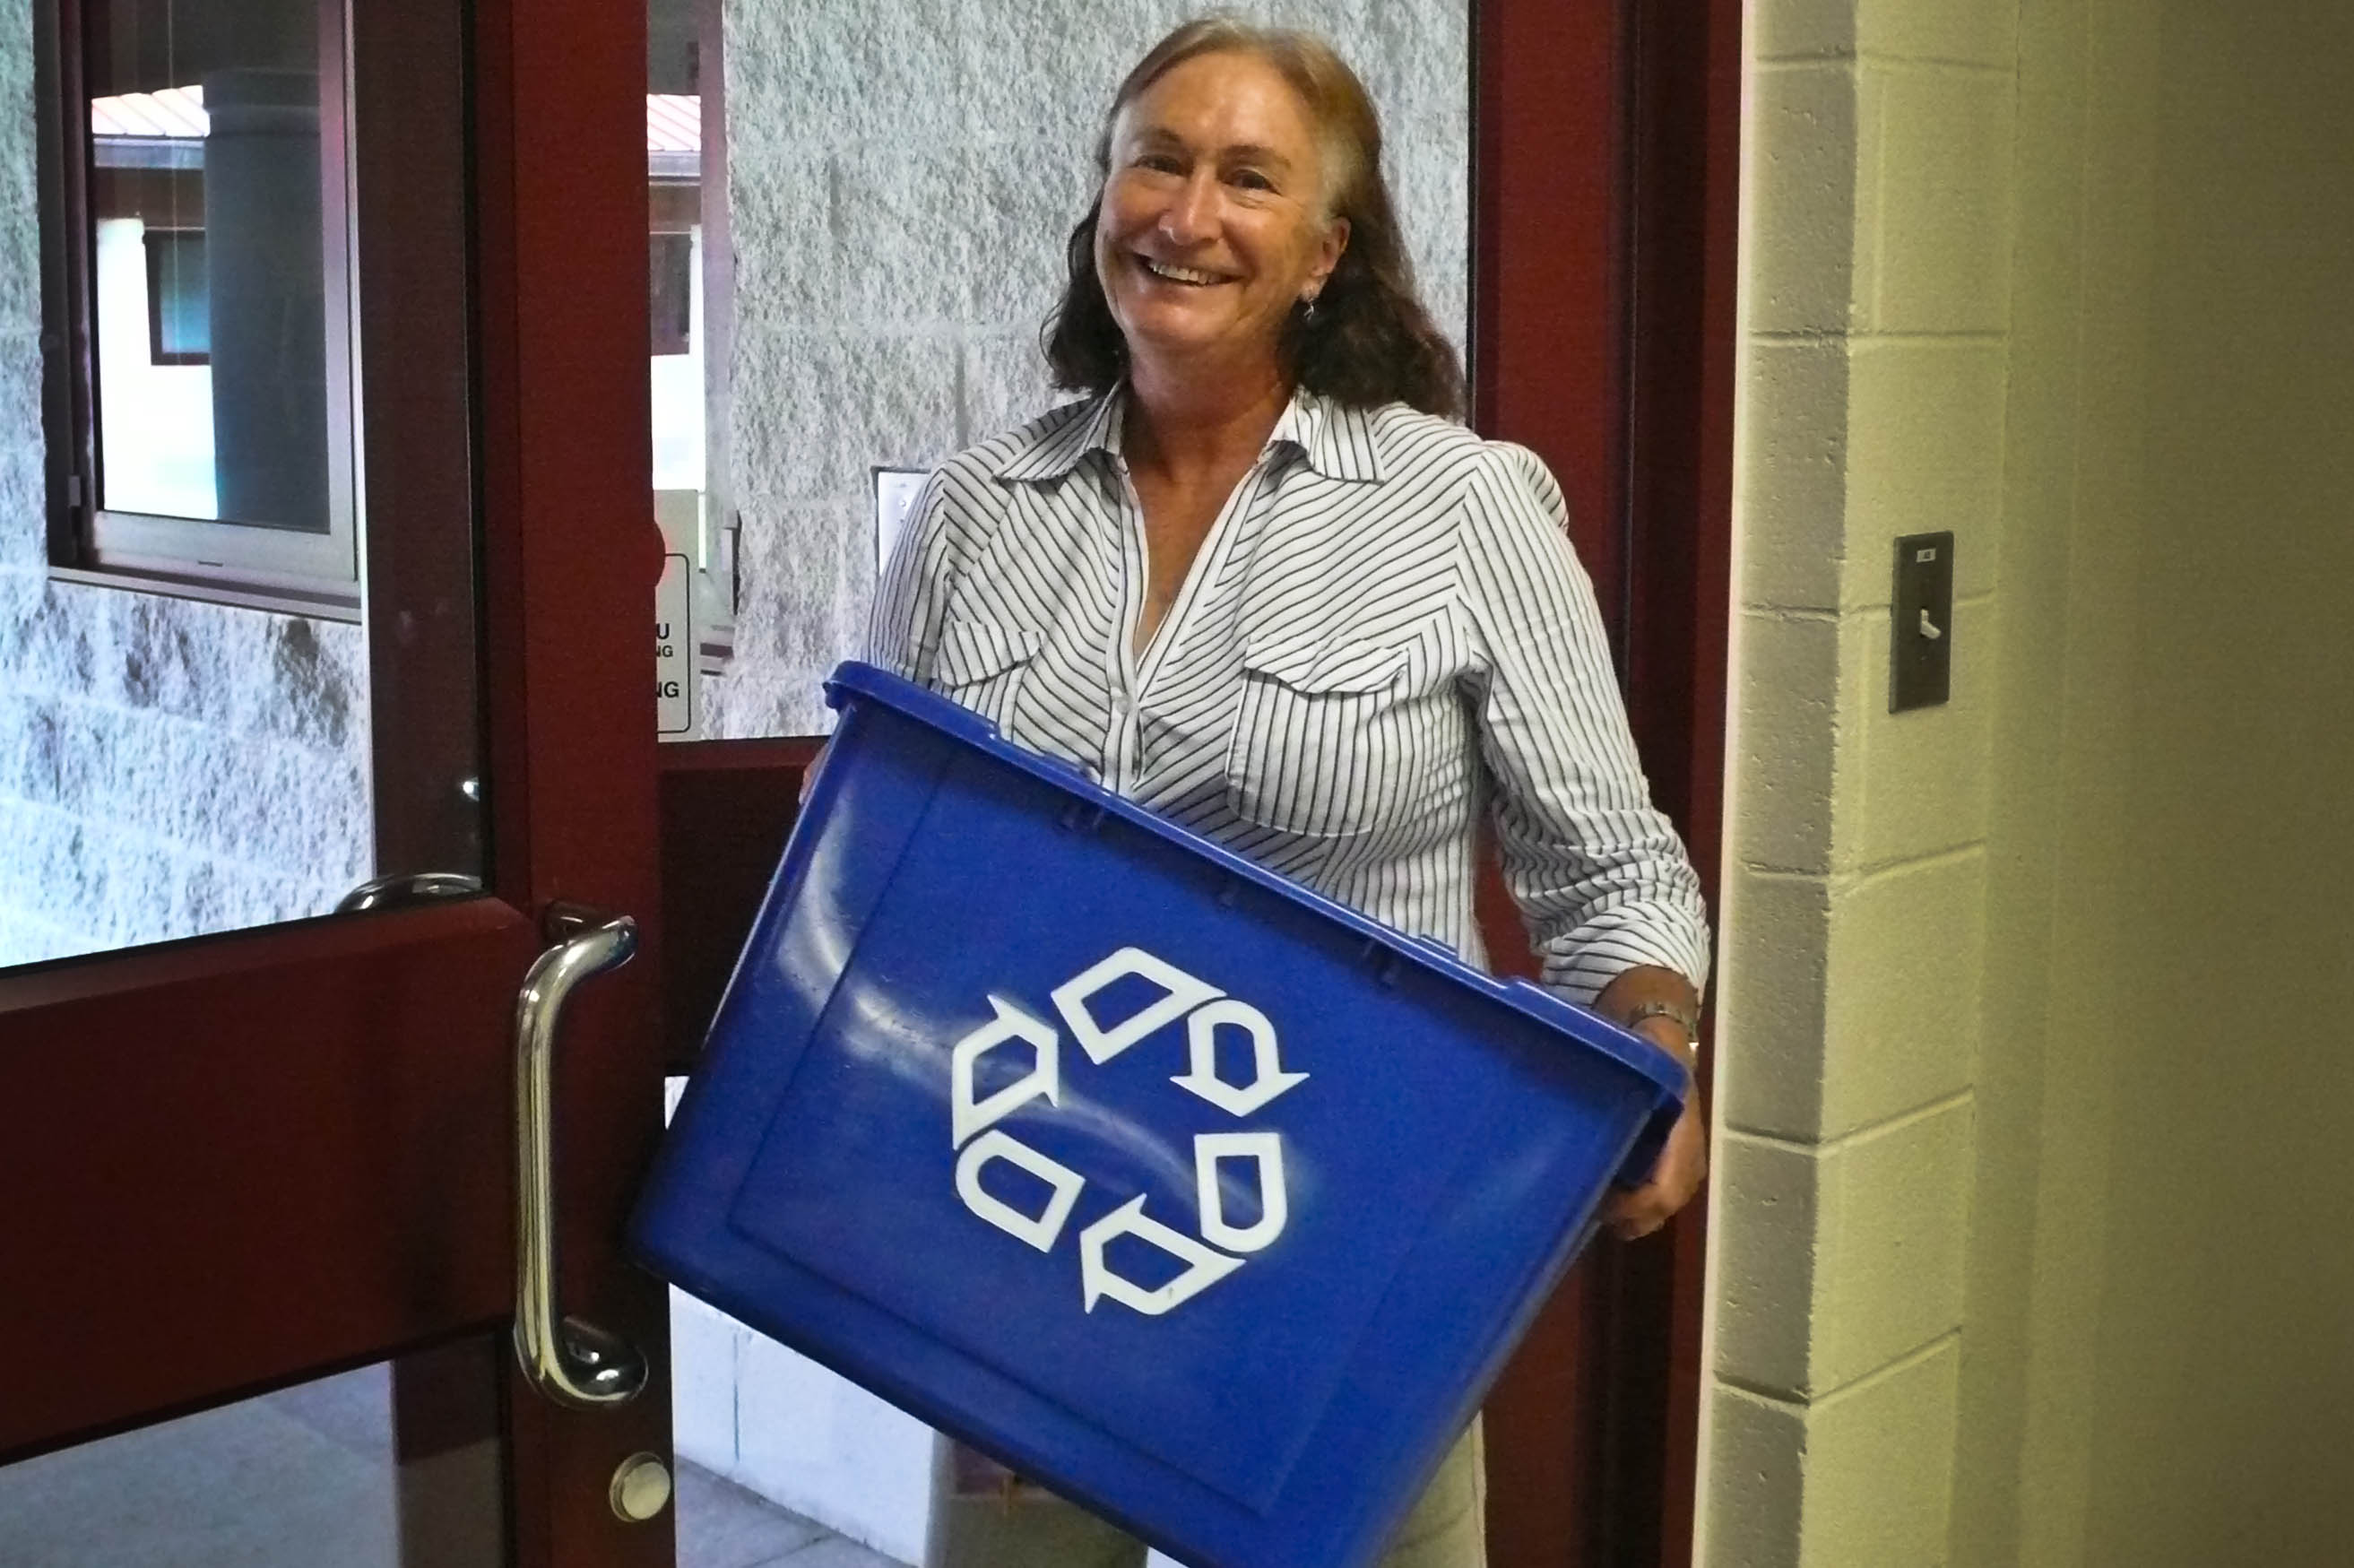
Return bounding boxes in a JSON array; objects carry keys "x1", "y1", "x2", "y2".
[{"x1": 865, "y1": 386, "x2": 1710, "y2": 1005}]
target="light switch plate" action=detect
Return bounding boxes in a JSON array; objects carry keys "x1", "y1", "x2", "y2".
[
  {"x1": 1891, "y1": 532, "x2": 1954, "y2": 712},
  {"x1": 873, "y1": 466, "x2": 930, "y2": 572}
]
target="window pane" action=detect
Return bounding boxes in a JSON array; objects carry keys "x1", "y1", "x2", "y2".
[
  {"x1": 688, "y1": 4, "x2": 1471, "y2": 741},
  {"x1": 651, "y1": 231, "x2": 694, "y2": 356},
  {"x1": 649, "y1": 0, "x2": 714, "y2": 734},
  {"x1": 5, "y1": 0, "x2": 482, "y2": 973},
  {"x1": 144, "y1": 230, "x2": 210, "y2": 361},
  {"x1": 90, "y1": 0, "x2": 343, "y2": 533}
]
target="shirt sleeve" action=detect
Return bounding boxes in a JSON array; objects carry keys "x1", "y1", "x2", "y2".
[
  {"x1": 1454, "y1": 442, "x2": 1713, "y2": 1007},
  {"x1": 862, "y1": 466, "x2": 955, "y2": 683}
]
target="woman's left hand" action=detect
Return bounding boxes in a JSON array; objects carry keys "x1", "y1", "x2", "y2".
[
  {"x1": 1589, "y1": 967, "x2": 1710, "y2": 1241},
  {"x1": 1601, "y1": 1079, "x2": 1708, "y2": 1242}
]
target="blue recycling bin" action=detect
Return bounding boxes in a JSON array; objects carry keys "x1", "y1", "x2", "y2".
[{"x1": 631, "y1": 661, "x2": 1687, "y2": 1568}]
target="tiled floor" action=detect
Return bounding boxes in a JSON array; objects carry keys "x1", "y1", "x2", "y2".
[
  {"x1": 679, "y1": 1460, "x2": 904, "y2": 1568},
  {"x1": 0, "y1": 1361, "x2": 905, "y2": 1568}
]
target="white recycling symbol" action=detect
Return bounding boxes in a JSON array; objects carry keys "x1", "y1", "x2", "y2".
[
  {"x1": 948, "y1": 946, "x2": 1305, "y2": 1316},
  {"x1": 1175, "y1": 1000, "x2": 1308, "y2": 1115}
]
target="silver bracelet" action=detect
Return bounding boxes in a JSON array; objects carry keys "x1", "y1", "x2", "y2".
[{"x1": 1621, "y1": 998, "x2": 1701, "y2": 1044}]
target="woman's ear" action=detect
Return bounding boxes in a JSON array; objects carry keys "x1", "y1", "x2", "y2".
[{"x1": 1311, "y1": 217, "x2": 1351, "y2": 294}]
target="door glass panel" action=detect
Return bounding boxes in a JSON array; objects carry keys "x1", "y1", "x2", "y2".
[
  {"x1": 648, "y1": 0, "x2": 714, "y2": 740},
  {"x1": 672, "y1": 4, "x2": 1470, "y2": 742},
  {"x1": 0, "y1": 1357, "x2": 503, "y2": 1568},
  {"x1": 4, "y1": 0, "x2": 484, "y2": 971},
  {"x1": 88, "y1": 0, "x2": 346, "y2": 533}
]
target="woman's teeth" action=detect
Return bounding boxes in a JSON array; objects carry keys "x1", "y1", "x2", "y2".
[{"x1": 1142, "y1": 257, "x2": 1219, "y2": 286}]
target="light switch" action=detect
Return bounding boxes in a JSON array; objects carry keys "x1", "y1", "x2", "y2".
[{"x1": 1890, "y1": 532, "x2": 1953, "y2": 712}]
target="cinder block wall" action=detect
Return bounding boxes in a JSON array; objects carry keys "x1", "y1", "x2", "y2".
[
  {"x1": 1713, "y1": 1, "x2": 2354, "y2": 1563},
  {"x1": 709, "y1": 0, "x2": 1469, "y2": 740},
  {"x1": 1707, "y1": 0, "x2": 2017, "y2": 1559},
  {"x1": 1952, "y1": 4, "x2": 2354, "y2": 1564},
  {"x1": 0, "y1": 16, "x2": 371, "y2": 966}
]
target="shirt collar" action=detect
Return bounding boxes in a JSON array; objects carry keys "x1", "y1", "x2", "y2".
[
  {"x1": 1269, "y1": 388, "x2": 1384, "y2": 483},
  {"x1": 995, "y1": 388, "x2": 1126, "y2": 482},
  {"x1": 994, "y1": 384, "x2": 1385, "y2": 485}
]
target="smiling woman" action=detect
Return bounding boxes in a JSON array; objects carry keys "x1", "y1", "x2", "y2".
[
  {"x1": 1048, "y1": 21, "x2": 1463, "y2": 426},
  {"x1": 1093, "y1": 51, "x2": 1346, "y2": 394},
  {"x1": 859, "y1": 17, "x2": 1713, "y2": 1568}
]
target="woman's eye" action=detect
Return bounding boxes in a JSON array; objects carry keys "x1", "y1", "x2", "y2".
[
  {"x1": 1230, "y1": 169, "x2": 1275, "y2": 192},
  {"x1": 1135, "y1": 153, "x2": 1182, "y2": 174}
]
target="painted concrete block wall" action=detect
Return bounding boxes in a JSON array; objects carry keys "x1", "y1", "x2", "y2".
[
  {"x1": 671, "y1": 1287, "x2": 938, "y2": 1564},
  {"x1": 1708, "y1": 0, "x2": 2014, "y2": 1560},
  {"x1": 1943, "y1": 6, "x2": 2151, "y2": 1558},
  {"x1": 1725, "y1": 3, "x2": 2354, "y2": 1564},
  {"x1": 0, "y1": 10, "x2": 372, "y2": 968},
  {"x1": 709, "y1": 0, "x2": 1469, "y2": 740},
  {"x1": 1950, "y1": 4, "x2": 2354, "y2": 1564}
]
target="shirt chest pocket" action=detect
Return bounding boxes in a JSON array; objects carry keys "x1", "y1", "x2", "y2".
[
  {"x1": 931, "y1": 616, "x2": 1041, "y2": 727},
  {"x1": 1225, "y1": 633, "x2": 1442, "y2": 842}
]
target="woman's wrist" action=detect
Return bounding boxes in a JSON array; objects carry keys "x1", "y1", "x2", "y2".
[
  {"x1": 1627, "y1": 1014, "x2": 1699, "y2": 1080},
  {"x1": 1594, "y1": 968, "x2": 1705, "y2": 1074},
  {"x1": 1620, "y1": 997, "x2": 1701, "y2": 1042}
]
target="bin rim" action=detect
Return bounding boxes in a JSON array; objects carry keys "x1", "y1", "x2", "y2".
[{"x1": 822, "y1": 659, "x2": 1690, "y2": 1121}]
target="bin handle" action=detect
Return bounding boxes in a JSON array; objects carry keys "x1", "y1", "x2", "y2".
[{"x1": 512, "y1": 902, "x2": 649, "y2": 1409}]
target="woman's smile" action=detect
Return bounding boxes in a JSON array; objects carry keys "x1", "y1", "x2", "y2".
[{"x1": 1134, "y1": 255, "x2": 1230, "y2": 287}]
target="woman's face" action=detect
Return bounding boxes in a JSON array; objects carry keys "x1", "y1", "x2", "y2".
[{"x1": 1094, "y1": 51, "x2": 1349, "y2": 384}]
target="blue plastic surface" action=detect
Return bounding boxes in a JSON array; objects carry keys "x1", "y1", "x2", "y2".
[{"x1": 631, "y1": 661, "x2": 1687, "y2": 1568}]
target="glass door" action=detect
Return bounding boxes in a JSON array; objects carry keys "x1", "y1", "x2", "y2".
[{"x1": 0, "y1": 0, "x2": 675, "y2": 1562}]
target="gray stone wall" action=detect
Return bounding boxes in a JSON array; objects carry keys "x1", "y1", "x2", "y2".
[
  {"x1": 0, "y1": 10, "x2": 370, "y2": 968},
  {"x1": 710, "y1": 0, "x2": 1470, "y2": 738}
]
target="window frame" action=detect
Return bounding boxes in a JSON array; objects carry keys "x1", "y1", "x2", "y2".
[{"x1": 36, "y1": 0, "x2": 366, "y2": 621}]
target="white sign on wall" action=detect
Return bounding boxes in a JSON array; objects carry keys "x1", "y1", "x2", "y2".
[
  {"x1": 656, "y1": 550, "x2": 694, "y2": 736},
  {"x1": 873, "y1": 466, "x2": 930, "y2": 573}
]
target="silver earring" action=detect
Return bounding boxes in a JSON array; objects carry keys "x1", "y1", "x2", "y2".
[{"x1": 1302, "y1": 294, "x2": 1320, "y2": 322}]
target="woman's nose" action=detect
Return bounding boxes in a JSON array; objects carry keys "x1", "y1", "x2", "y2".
[{"x1": 1157, "y1": 172, "x2": 1219, "y2": 245}]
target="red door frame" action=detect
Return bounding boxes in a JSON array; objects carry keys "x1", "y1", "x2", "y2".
[
  {"x1": 1472, "y1": 1, "x2": 1740, "y2": 1564},
  {"x1": 3, "y1": 0, "x2": 673, "y2": 1564},
  {"x1": 476, "y1": 0, "x2": 672, "y2": 1558}
]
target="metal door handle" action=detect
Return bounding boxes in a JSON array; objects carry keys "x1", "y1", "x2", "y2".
[
  {"x1": 513, "y1": 902, "x2": 648, "y2": 1408},
  {"x1": 335, "y1": 871, "x2": 483, "y2": 913}
]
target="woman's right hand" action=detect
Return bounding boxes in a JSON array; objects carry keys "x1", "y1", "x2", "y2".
[{"x1": 797, "y1": 738, "x2": 831, "y2": 805}]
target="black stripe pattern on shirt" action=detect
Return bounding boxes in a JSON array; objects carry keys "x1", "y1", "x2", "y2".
[{"x1": 866, "y1": 386, "x2": 1711, "y2": 1005}]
